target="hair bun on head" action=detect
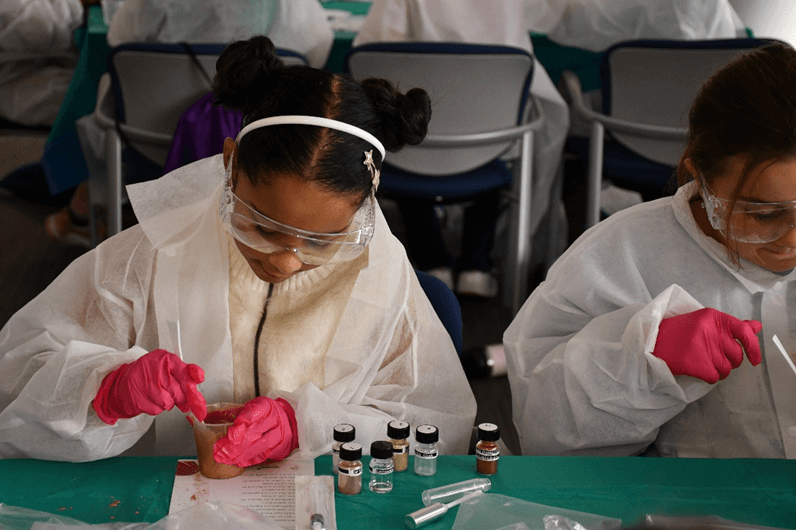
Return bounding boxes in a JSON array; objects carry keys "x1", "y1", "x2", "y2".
[
  {"x1": 360, "y1": 78, "x2": 432, "y2": 153},
  {"x1": 212, "y1": 35, "x2": 285, "y2": 117}
]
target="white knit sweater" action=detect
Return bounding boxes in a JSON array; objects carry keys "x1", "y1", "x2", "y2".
[{"x1": 227, "y1": 233, "x2": 363, "y2": 402}]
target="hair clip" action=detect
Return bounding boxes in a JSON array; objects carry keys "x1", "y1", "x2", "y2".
[{"x1": 364, "y1": 150, "x2": 380, "y2": 192}]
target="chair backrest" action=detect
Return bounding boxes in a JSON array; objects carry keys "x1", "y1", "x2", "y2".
[
  {"x1": 109, "y1": 43, "x2": 308, "y2": 165},
  {"x1": 346, "y1": 42, "x2": 534, "y2": 176},
  {"x1": 602, "y1": 38, "x2": 780, "y2": 167},
  {"x1": 415, "y1": 270, "x2": 462, "y2": 357}
]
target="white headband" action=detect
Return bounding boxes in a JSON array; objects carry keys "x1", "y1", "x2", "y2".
[{"x1": 236, "y1": 115, "x2": 386, "y2": 160}]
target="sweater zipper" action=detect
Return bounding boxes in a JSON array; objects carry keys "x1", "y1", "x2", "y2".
[{"x1": 253, "y1": 283, "x2": 274, "y2": 397}]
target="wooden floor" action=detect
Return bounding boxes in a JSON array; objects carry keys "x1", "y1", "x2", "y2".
[{"x1": 0, "y1": 141, "x2": 523, "y2": 454}]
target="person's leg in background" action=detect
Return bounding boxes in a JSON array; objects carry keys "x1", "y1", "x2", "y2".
[
  {"x1": 456, "y1": 189, "x2": 501, "y2": 298},
  {"x1": 395, "y1": 196, "x2": 455, "y2": 289},
  {"x1": 44, "y1": 181, "x2": 91, "y2": 247}
]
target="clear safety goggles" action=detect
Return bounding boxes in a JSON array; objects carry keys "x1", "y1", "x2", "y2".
[
  {"x1": 700, "y1": 178, "x2": 796, "y2": 243},
  {"x1": 219, "y1": 164, "x2": 375, "y2": 266}
]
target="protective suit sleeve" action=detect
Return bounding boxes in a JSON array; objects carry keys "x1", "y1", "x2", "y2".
[
  {"x1": 352, "y1": 0, "x2": 410, "y2": 47},
  {"x1": 267, "y1": 0, "x2": 334, "y2": 68},
  {"x1": 0, "y1": 0, "x2": 84, "y2": 52},
  {"x1": 544, "y1": 0, "x2": 745, "y2": 52},
  {"x1": 505, "y1": 281, "x2": 714, "y2": 456},
  {"x1": 277, "y1": 269, "x2": 477, "y2": 459},
  {"x1": 106, "y1": 0, "x2": 162, "y2": 47},
  {"x1": 0, "y1": 228, "x2": 159, "y2": 461}
]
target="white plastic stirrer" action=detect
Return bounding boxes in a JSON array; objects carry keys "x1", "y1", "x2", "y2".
[
  {"x1": 772, "y1": 334, "x2": 796, "y2": 377},
  {"x1": 167, "y1": 320, "x2": 184, "y2": 362}
]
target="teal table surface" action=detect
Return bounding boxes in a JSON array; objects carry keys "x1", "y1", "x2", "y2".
[{"x1": 1, "y1": 455, "x2": 795, "y2": 529}]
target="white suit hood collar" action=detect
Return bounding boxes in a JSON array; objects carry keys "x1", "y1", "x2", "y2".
[{"x1": 127, "y1": 154, "x2": 226, "y2": 254}]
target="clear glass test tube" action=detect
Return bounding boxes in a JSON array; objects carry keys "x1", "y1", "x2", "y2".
[{"x1": 421, "y1": 477, "x2": 491, "y2": 506}]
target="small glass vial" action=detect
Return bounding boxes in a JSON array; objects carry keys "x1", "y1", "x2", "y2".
[
  {"x1": 369, "y1": 441, "x2": 395, "y2": 493},
  {"x1": 332, "y1": 423, "x2": 356, "y2": 475},
  {"x1": 475, "y1": 423, "x2": 500, "y2": 475},
  {"x1": 414, "y1": 424, "x2": 439, "y2": 476},
  {"x1": 387, "y1": 420, "x2": 410, "y2": 472},
  {"x1": 337, "y1": 442, "x2": 362, "y2": 495}
]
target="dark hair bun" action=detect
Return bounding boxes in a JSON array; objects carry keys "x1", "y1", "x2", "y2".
[
  {"x1": 213, "y1": 35, "x2": 285, "y2": 116},
  {"x1": 360, "y1": 78, "x2": 432, "y2": 153}
]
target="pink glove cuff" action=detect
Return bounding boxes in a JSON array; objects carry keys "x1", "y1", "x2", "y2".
[{"x1": 92, "y1": 366, "x2": 128, "y2": 425}]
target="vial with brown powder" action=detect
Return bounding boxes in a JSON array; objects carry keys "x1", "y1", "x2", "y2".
[
  {"x1": 331, "y1": 423, "x2": 356, "y2": 475},
  {"x1": 387, "y1": 420, "x2": 410, "y2": 472},
  {"x1": 475, "y1": 423, "x2": 500, "y2": 475},
  {"x1": 337, "y1": 442, "x2": 362, "y2": 495}
]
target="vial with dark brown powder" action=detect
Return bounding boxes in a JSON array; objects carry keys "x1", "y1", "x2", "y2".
[
  {"x1": 337, "y1": 442, "x2": 362, "y2": 495},
  {"x1": 387, "y1": 420, "x2": 410, "y2": 472},
  {"x1": 475, "y1": 423, "x2": 500, "y2": 475},
  {"x1": 332, "y1": 423, "x2": 356, "y2": 475}
]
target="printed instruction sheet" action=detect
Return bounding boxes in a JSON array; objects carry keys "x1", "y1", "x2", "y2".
[{"x1": 170, "y1": 456, "x2": 314, "y2": 530}]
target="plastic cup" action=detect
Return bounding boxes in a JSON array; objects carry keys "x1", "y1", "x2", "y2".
[{"x1": 189, "y1": 403, "x2": 245, "y2": 479}]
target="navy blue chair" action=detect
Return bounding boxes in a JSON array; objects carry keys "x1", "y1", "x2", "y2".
[
  {"x1": 561, "y1": 38, "x2": 781, "y2": 228},
  {"x1": 90, "y1": 43, "x2": 308, "y2": 241},
  {"x1": 346, "y1": 42, "x2": 545, "y2": 314},
  {"x1": 416, "y1": 269, "x2": 462, "y2": 358}
]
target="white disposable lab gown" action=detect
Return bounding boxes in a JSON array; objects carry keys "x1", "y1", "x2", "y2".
[
  {"x1": 0, "y1": 0, "x2": 83, "y2": 126},
  {"x1": 528, "y1": 0, "x2": 746, "y2": 52},
  {"x1": 505, "y1": 181, "x2": 796, "y2": 458},
  {"x1": 106, "y1": 0, "x2": 334, "y2": 68},
  {"x1": 353, "y1": 0, "x2": 571, "y2": 263},
  {"x1": 0, "y1": 154, "x2": 477, "y2": 461}
]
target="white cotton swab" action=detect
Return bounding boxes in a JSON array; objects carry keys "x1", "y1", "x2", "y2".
[
  {"x1": 167, "y1": 320, "x2": 184, "y2": 362},
  {"x1": 772, "y1": 334, "x2": 796, "y2": 377}
]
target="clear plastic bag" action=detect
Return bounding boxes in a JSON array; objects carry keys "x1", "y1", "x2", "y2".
[
  {"x1": 295, "y1": 475, "x2": 336, "y2": 530},
  {"x1": 644, "y1": 514, "x2": 790, "y2": 530},
  {"x1": 451, "y1": 494, "x2": 622, "y2": 530},
  {"x1": 0, "y1": 502, "x2": 282, "y2": 530}
]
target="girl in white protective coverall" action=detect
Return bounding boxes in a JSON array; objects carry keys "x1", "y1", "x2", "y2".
[
  {"x1": 505, "y1": 42, "x2": 796, "y2": 459},
  {"x1": 0, "y1": 35, "x2": 476, "y2": 464}
]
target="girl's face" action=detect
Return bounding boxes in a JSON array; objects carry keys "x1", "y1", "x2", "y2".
[
  {"x1": 223, "y1": 140, "x2": 361, "y2": 284},
  {"x1": 690, "y1": 154, "x2": 796, "y2": 272}
]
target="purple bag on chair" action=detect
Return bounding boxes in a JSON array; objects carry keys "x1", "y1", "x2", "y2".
[{"x1": 162, "y1": 92, "x2": 243, "y2": 174}]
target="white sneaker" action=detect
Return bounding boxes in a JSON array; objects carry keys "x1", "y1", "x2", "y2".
[
  {"x1": 457, "y1": 270, "x2": 499, "y2": 298},
  {"x1": 424, "y1": 267, "x2": 454, "y2": 291}
]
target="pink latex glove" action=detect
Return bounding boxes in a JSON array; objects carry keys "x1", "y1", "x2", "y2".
[
  {"x1": 93, "y1": 349, "x2": 207, "y2": 425},
  {"x1": 213, "y1": 397, "x2": 299, "y2": 467},
  {"x1": 653, "y1": 308, "x2": 762, "y2": 384}
]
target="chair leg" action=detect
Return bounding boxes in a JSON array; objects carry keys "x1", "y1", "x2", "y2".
[
  {"x1": 545, "y1": 160, "x2": 565, "y2": 271},
  {"x1": 586, "y1": 121, "x2": 604, "y2": 228},
  {"x1": 106, "y1": 129, "x2": 123, "y2": 237},
  {"x1": 508, "y1": 130, "x2": 534, "y2": 316}
]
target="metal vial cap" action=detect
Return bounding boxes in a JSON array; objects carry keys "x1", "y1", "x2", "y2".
[
  {"x1": 339, "y1": 442, "x2": 362, "y2": 461},
  {"x1": 370, "y1": 440, "x2": 394, "y2": 459},
  {"x1": 388, "y1": 420, "x2": 410, "y2": 439},
  {"x1": 415, "y1": 424, "x2": 439, "y2": 444},
  {"x1": 405, "y1": 503, "x2": 447, "y2": 528},
  {"x1": 477, "y1": 423, "x2": 500, "y2": 441},
  {"x1": 333, "y1": 423, "x2": 356, "y2": 442}
]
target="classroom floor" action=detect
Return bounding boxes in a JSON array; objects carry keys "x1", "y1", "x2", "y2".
[{"x1": 0, "y1": 132, "x2": 524, "y2": 455}]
